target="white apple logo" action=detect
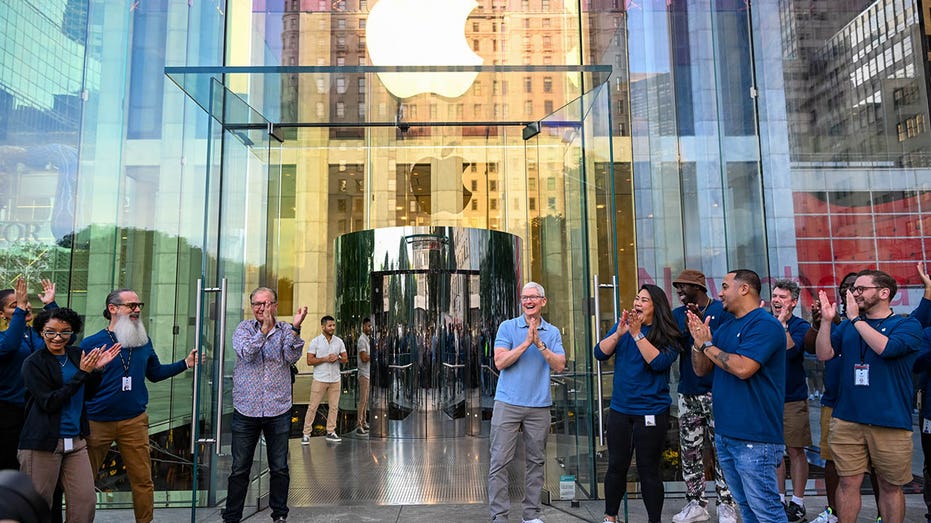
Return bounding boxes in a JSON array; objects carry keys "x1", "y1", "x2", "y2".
[{"x1": 366, "y1": 0, "x2": 483, "y2": 99}]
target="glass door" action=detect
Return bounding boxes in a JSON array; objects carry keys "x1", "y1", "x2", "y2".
[
  {"x1": 189, "y1": 79, "x2": 281, "y2": 521},
  {"x1": 524, "y1": 82, "x2": 616, "y2": 501}
]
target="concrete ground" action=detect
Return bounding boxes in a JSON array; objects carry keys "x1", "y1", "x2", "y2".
[{"x1": 94, "y1": 492, "x2": 928, "y2": 522}]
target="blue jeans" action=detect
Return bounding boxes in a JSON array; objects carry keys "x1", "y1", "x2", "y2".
[
  {"x1": 222, "y1": 409, "x2": 291, "y2": 522},
  {"x1": 716, "y1": 434, "x2": 787, "y2": 523}
]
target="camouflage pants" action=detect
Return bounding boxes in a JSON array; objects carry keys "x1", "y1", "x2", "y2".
[{"x1": 678, "y1": 392, "x2": 734, "y2": 506}]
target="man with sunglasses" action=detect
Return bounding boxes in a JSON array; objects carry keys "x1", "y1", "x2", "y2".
[
  {"x1": 80, "y1": 289, "x2": 197, "y2": 523},
  {"x1": 815, "y1": 270, "x2": 923, "y2": 523}
]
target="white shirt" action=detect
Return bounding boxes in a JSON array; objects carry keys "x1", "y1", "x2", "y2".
[
  {"x1": 308, "y1": 333, "x2": 345, "y2": 383},
  {"x1": 357, "y1": 332, "x2": 370, "y2": 378}
]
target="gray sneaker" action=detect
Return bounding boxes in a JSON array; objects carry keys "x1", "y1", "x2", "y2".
[
  {"x1": 325, "y1": 431, "x2": 342, "y2": 442},
  {"x1": 717, "y1": 503, "x2": 737, "y2": 523},
  {"x1": 300, "y1": 434, "x2": 310, "y2": 445}
]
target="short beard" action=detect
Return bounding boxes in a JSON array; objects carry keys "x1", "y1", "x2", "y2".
[{"x1": 113, "y1": 313, "x2": 149, "y2": 347}]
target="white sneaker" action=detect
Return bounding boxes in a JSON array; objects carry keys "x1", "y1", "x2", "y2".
[
  {"x1": 300, "y1": 434, "x2": 310, "y2": 445},
  {"x1": 325, "y1": 431, "x2": 342, "y2": 442},
  {"x1": 809, "y1": 508, "x2": 838, "y2": 523},
  {"x1": 673, "y1": 500, "x2": 710, "y2": 523},
  {"x1": 717, "y1": 503, "x2": 737, "y2": 523},
  {"x1": 521, "y1": 519, "x2": 543, "y2": 523}
]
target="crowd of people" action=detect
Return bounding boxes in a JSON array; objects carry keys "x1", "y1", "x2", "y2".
[
  {"x1": 1, "y1": 267, "x2": 930, "y2": 523},
  {"x1": 591, "y1": 266, "x2": 930, "y2": 523}
]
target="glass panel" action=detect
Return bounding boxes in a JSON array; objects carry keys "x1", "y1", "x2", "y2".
[{"x1": 528, "y1": 83, "x2": 615, "y2": 501}]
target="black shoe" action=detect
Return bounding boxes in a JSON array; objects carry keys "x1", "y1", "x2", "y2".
[{"x1": 785, "y1": 501, "x2": 806, "y2": 522}]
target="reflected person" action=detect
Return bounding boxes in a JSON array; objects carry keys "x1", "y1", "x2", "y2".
[
  {"x1": 356, "y1": 318, "x2": 371, "y2": 435},
  {"x1": 488, "y1": 282, "x2": 565, "y2": 523}
]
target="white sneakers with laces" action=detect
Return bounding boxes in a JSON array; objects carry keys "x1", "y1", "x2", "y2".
[
  {"x1": 672, "y1": 500, "x2": 710, "y2": 523},
  {"x1": 717, "y1": 503, "x2": 737, "y2": 523}
]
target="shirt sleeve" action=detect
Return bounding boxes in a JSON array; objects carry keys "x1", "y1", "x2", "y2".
[
  {"x1": 493, "y1": 321, "x2": 512, "y2": 350},
  {"x1": 787, "y1": 317, "x2": 811, "y2": 360},
  {"x1": 647, "y1": 345, "x2": 678, "y2": 371},
  {"x1": 912, "y1": 297, "x2": 931, "y2": 328},
  {"x1": 144, "y1": 344, "x2": 188, "y2": 382},
  {"x1": 233, "y1": 321, "x2": 265, "y2": 362},
  {"x1": 593, "y1": 321, "x2": 619, "y2": 361},
  {"x1": 879, "y1": 317, "x2": 923, "y2": 359}
]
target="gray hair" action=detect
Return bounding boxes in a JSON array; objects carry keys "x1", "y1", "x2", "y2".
[
  {"x1": 772, "y1": 279, "x2": 800, "y2": 301},
  {"x1": 250, "y1": 287, "x2": 278, "y2": 302},
  {"x1": 103, "y1": 288, "x2": 135, "y2": 320},
  {"x1": 522, "y1": 281, "x2": 545, "y2": 297}
]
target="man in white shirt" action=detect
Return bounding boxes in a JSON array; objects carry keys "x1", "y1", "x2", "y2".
[
  {"x1": 356, "y1": 318, "x2": 371, "y2": 435},
  {"x1": 301, "y1": 315, "x2": 347, "y2": 443}
]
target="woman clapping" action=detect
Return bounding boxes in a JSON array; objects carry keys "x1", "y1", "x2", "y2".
[{"x1": 595, "y1": 284, "x2": 682, "y2": 523}]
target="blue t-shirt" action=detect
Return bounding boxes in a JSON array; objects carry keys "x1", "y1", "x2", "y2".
[
  {"x1": 673, "y1": 300, "x2": 732, "y2": 395},
  {"x1": 55, "y1": 354, "x2": 83, "y2": 437},
  {"x1": 784, "y1": 314, "x2": 811, "y2": 402},
  {"x1": 711, "y1": 307, "x2": 786, "y2": 443},
  {"x1": 594, "y1": 323, "x2": 678, "y2": 415},
  {"x1": 830, "y1": 314, "x2": 923, "y2": 430},
  {"x1": 80, "y1": 329, "x2": 187, "y2": 422},
  {"x1": 493, "y1": 316, "x2": 565, "y2": 407},
  {"x1": 911, "y1": 298, "x2": 931, "y2": 419},
  {"x1": 821, "y1": 354, "x2": 842, "y2": 408}
]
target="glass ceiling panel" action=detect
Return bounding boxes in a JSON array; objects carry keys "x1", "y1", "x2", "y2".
[{"x1": 166, "y1": 65, "x2": 612, "y2": 128}]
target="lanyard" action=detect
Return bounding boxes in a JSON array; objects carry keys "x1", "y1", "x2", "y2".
[{"x1": 107, "y1": 330, "x2": 133, "y2": 377}]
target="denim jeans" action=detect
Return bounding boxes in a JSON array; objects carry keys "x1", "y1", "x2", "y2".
[
  {"x1": 716, "y1": 434, "x2": 787, "y2": 523},
  {"x1": 223, "y1": 409, "x2": 291, "y2": 522}
]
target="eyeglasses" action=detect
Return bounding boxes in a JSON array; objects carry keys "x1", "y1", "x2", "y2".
[
  {"x1": 42, "y1": 331, "x2": 73, "y2": 339},
  {"x1": 251, "y1": 301, "x2": 277, "y2": 308},
  {"x1": 851, "y1": 286, "x2": 881, "y2": 295},
  {"x1": 520, "y1": 295, "x2": 544, "y2": 301},
  {"x1": 116, "y1": 302, "x2": 145, "y2": 311}
]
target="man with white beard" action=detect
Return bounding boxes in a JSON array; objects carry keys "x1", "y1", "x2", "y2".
[{"x1": 80, "y1": 289, "x2": 196, "y2": 523}]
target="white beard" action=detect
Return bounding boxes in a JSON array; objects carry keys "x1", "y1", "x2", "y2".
[{"x1": 113, "y1": 313, "x2": 149, "y2": 347}]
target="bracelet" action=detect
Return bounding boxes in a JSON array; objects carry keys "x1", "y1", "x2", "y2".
[
  {"x1": 632, "y1": 332, "x2": 645, "y2": 342},
  {"x1": 291, "y1": 325, "x2": 301, "y2": 334},
  {"x1": 850, "y1": 317, "x2": 862, "y2": 325}
]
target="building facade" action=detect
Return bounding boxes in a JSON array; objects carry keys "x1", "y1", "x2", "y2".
[{"x1": 1, "y1": 0, "x2": 930, "y2": 513}]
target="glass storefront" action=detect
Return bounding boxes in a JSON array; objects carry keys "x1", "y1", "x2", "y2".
[{"x1": 2, "y1": 0, "x2": 931, "y2": 516}]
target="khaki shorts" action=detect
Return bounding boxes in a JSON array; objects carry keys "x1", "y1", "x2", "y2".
[
  {"x1": 828, "y1": 417, "x2": 914, "y2": 485},
  {"x1": 783, "y1": 400, "x2": 812, "y2": 448},
  {"x1": 819, "y1": 406, "x2": 833, "y2": 461}
]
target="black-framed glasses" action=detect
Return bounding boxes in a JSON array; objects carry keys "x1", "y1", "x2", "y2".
[
  {"x1": 251, "y1": 301, "x2": 277, "y2": 308},
  {"x1": 42, "y1": 331, "x2": 74, "y2": 339},
  {"x1": 520, "y1": 295, "x2": 544, "y2": 301},
  {"x1": 851, "y1": 286, "x2": 881, "y2": 295},
  {"x1": 117, "y1": 302, "x2": 145, "y2": 310}
]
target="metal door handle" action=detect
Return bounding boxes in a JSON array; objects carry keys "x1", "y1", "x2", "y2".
[
  {"x1": 191, "y1": 278, "x2": 203, "y2": 455},
  {"x1": 442, "y1": 363, "x2": 465, "y2": 368},
  {"x1": 388, "y1": 363, "x2": 413, "y2": 369},
  {"x1": 214, "y1": 277, "x2": 227, "y2": 456}
]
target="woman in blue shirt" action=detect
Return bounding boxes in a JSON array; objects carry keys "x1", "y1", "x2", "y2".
[
  {"x1": 594, "y1": 284, "x2": 681, "y2": 523},
  {"x1": 18, "y1": 308, "x2": 120, "y2": 523}
]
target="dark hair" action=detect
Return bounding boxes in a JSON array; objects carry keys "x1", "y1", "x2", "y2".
[
  {"x1": 640, "y1": 284, "x2": 682, "y2": 352},
  {"x1": 855, "y1": 269, "x2": 898, "y2": 299},
  {"x1": 838, "y1": 272, "x2": 858, "y2": 315},
  {"x1": 772, "y1": 279, "x2": 800, "y2": 301},
  {"x1": 362, "y1": 317, "x2": 371, "y2": 325},
  {"x1": 0, "y1": 289, "x2": 13, "y2": 308},
  {"x1": 321, "y1": 315, "x2": 335, "y2": 325},
  {"x1": 103, "y1": 288, "x2": 134, "y2": 320},
  {"x1": 32, "y1": 307, "x2": 83, "y2": 337},
  {"x1": 729, "y1": 269, "x2": 762, "y2": 296}
]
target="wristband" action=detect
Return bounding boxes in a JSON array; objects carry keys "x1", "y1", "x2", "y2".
[
  {"x1": 291, "y1": 325, "x2": 301, "y2": 334},
  {"x1": 850, "y1": 316, "x2": 862, "y2": 325}
]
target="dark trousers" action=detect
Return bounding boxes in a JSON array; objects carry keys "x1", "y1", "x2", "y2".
[
  {"x1": 222, "y1": 409, "x2": 291, "y2": 523},
  {"x1": 0, "y1": 401, "x2": 25, "y2": 470},
  {"x1": 604, "y1": 409, "x2": 669, "y2": 523}
]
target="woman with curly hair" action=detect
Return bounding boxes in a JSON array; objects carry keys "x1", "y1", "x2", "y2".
[
  {"x1": 18, "y1": 308, "x2": 120, "y2": 523},
  {"x1": 594, "y1": 283, "x2": 682, "y2": 523}
]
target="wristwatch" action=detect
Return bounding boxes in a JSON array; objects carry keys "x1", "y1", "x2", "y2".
[
  {"x1": 633, "y1": 332, "x2": 646, "y2": 342},
  {"x1": 850, "y1": 316, "x2": 862, "y2": 325},
  {"x1": 693, "y1": 340, "x2": 713, "y2": 353},
  {"x1": 538, "y1": 342, "x2": 548, "y2": 352}
]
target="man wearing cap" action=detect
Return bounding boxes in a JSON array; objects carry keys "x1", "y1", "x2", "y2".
[{"x1": 671, "y1": 269, "x2": 737, "y2": 523}]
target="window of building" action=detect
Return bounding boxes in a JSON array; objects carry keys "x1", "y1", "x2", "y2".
[
  {"x1": 337, "y1": 19, "x2": 346, "y2": 30},
  {"x1": 358, "y1": 77, "x2": 365, "y2": 93},
  {"x1": 547, "y1": 197, "x2": 556, "y2": 210},
  {"x1": 544, "y1": 100, "x2": 553, "y2": 113},
  {"x1": 547, "y1": 177, "x2": 556, "y2": 190},
  {"x1": 543, "y1": 77, "x2": 553, "y2": 92},
  {"x1": 489, "y1": 180, "x2": 497, "y2": 191},
  {"x1": 490, "y1": 199, "x2": 497, "y2": 210},
  {"x1": 473, "y1": 39, "x2": 480, "y2": 51},
  {"x1": 471, "y1": 200, "x2": 478, "y2": 210},
  {"x1": 336, "y1": 56, "x2": 345, "y2": 66},
  {"x1": 336, "y1": 102, "x2": 345, "y2": 117},
  {"x1": 529, "y1": 197, "x2": 536, "y2": 210},
  {"x1": 358, "y1": 103, "x2": 365, "y2": 118},
  {"x1": 359, "y1": 19, "x2": 365, "y2": 29},
  {"x1": 471, "y1": 180, "x2": 478, "y2": 191},
  {"x1": 336, "y1": 77, "x2": 346, "y2": 93},
  {"x1": 542, "y1": 18, "x2": 551, "y2": 28},
  {"x1": 473, "y1": 22, "x2": 480, "y2": 32}
]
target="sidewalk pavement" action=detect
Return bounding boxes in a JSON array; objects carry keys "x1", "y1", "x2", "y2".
[{"x1": 94, "y1": 493, "x2": 928, "y2": 522}]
